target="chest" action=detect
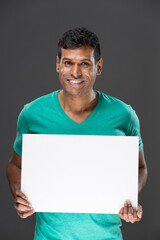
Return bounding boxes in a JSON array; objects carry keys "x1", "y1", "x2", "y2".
[
  {"x1": 28, "y1": 106, "x2": 128, "y2": 136},
  {"x1": 64, "y1": 111, "x2": 93, "y2": 124}
]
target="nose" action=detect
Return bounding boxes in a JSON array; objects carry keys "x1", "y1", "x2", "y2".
[{"x1": 71, "y1": 64, "x2": 82, "y2": 78}]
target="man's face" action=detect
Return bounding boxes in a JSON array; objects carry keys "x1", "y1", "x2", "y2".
[{"x1": 56, "y1": 46, "x2": 103, "y2": 97}]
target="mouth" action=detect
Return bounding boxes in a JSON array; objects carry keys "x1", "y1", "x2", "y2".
[
  {"x1": 67, "y1": 79, "x2": 84, "y2": 83},
  {"x1": 67, "y1": 79, "x2": 85, "y2": 87}
]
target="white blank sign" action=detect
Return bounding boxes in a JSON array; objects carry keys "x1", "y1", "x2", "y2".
[{"x1": 21, "y1": 134, "x2": 139, "y2": 214}]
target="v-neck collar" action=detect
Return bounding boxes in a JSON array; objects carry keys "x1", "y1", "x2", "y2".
[{"x1": 55, "y1": 89, "x2": 102, "y2": 128}]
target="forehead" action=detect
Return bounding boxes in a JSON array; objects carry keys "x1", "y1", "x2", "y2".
[{"x1": 61, "y1": 46, "x2": 95, "y2": 61}]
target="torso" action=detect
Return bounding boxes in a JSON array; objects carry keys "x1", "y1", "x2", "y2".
[{"x1": 15, "y1": 90, "x2": 139, "y2": 240}]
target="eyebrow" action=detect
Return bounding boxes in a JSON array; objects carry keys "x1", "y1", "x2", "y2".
[{"x1": 62, "y1": 58, "x2": 92, "y2": 62}]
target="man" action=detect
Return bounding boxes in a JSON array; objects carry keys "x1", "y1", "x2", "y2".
[{"x1": 7, "y1": 27, "x2": 148, "y2": 239}]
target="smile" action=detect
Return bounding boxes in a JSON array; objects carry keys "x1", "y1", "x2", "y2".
[{"x1": 67, "y1": 79, "x2": 84, "y2": 84}]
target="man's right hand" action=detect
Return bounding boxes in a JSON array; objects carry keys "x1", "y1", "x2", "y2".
[
  {"x1": 14, "y1": 189, "x2": 35, "y2": 218},
  {"x1": 7, "y1": 151, "x2": 35, "y2": 219}
]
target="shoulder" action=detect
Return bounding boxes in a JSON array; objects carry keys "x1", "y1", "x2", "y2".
[
  {"x1": 99, "y1": 91, "x2": 141, "y2": 127},
  {"x1": 23, "y1": 91, "x2": 57, "y2": 115},
  {"x1": 99, "y1": 91, "x2": 133, "y2": 116}
]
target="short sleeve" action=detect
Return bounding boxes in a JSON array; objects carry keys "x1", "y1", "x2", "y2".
[
  {"x1": 13, "y1": 107, "x2": 30, "y2": 156},
  {"x1": 127, "y1": 107, "x2": 143, "y2": 152}
]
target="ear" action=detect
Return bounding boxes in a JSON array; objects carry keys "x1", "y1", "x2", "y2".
[
  {"x1": 56, "y1": 56, "x2": 60, "y2": 72},
  {"x1": 96, "y1": 57, "x2": 103, "y2": 76}
]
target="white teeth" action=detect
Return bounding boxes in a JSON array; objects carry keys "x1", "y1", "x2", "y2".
[{"x1": 69, "y1": 80, "x2": 83, "y2": 83}]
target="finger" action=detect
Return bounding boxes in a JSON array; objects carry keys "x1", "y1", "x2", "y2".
[
  {"x1": 17, "y1": 209, "x2": 35, "y2": 219},
  {"x1": 14, "y1": 197, "x2": 32, "y2": 207},
  {"x1": 136, "y1": 217, "x2": 141, "y2": 222},
  {"x1": 15, "y1": 203, "x2": 33, "y2": 212},
  {"x1": 129, "y1": 207, "x2": 142, "y2": 223},
  {"x1": 133, "y1": 207, "x2": 139, "y2": 221},
  {"x1": 137, "y1": 204, "x2": 143, "y2": 219},
  {"x1": 128, "y1": 201, "x2": 134, "y2": 222},
  {"x1": 128, "y1": 207, "x2": 136, "y2": 223},
  {"x1": 119, "y1": 208, "x2": 124, "y2": 218},
  {"x1": 15, "y1": 190, "x2": 28, "y2": 200},
  {"x1": 124, "y1": 201, "x2": 129, "y2": 221}
]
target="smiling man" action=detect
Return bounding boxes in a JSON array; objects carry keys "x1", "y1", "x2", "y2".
[{"x1": 7, "y1": 27, "x2": 148, "y2": 240}]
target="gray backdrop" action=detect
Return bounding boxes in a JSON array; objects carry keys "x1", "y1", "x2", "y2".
[{"x1": 1, "y1": 0, "x2": 160, "y2": 239}]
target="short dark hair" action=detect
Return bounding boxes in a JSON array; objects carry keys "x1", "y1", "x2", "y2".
[{"x1": 58, "y1": 27, "x2": 101, "y2": 63}]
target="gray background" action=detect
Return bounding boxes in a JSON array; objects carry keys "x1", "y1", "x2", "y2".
[{"x1": 1, "y1": 0, "x2": 160, "y2": 239}]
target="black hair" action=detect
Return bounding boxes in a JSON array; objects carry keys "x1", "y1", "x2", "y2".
[{"x1": 58, "y1": 27, "x2": 101, "y2": 63}]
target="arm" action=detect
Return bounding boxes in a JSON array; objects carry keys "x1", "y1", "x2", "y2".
[
  {"x1": 7, "y1": 150, "x2": 35, "y2": 218},
  {"x1": 119, "y1": 149, "x2": 148, "y2": 223},
  {"x1": 138, "y1": 149, "x2": 148, "y2": 194}
]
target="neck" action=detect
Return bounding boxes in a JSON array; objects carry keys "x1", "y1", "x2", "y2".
[{"x1": 58, "y1": 89, "x2": 98, "y2": 114}]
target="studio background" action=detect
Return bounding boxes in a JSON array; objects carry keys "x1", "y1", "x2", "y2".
[{"x1": 1, "y1": 0, "x2": 160, "y2": 239}]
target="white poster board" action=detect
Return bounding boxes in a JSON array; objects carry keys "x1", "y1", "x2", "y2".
[{"x1": 21, "y1": 134, "x2": 139, "y2": 214}]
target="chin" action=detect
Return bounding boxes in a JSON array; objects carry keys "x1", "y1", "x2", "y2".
[
  {"x1": 65, "y1": 88, "x2": 88, "y2": 97},
  {"x1": 67, "y1": 90, "x2": 84, "y2": 97}
]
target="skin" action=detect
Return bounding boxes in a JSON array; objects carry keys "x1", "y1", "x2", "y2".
[{"x1": 7, "y1": 46, "x2": 148, "y2": 222}]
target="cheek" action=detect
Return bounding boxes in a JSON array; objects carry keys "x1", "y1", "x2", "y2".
[
  {"x1": 85, "y1": 69, "x2": 96, "y2": 80},
  {"x1": 59, "y1": 68, "x2": 69, "y2": 79},
  {"x1": 59, "y1": 68, "x2": 66, "y2": 74}
]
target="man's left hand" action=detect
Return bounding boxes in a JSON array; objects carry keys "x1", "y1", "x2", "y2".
[{"x1": 119, "y1": 201, "x2": 143, "y2": 223}]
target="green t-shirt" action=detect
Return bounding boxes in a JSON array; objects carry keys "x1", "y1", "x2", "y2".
[{"x1": 14, "y1": 90, "x2": 143, "y2": 240}]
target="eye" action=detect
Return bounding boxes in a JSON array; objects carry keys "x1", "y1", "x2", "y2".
[
  {"x1": 64, "y1": 61, "x2": 73, "y2": 66},
  {"x1": 81, "y1": 62, "x2": 90, "y2": 67}
]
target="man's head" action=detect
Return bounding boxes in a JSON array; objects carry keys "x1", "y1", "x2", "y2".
[
  {"x1": 56, "y1": 27, "x2": 103, "y2": 97},
  {"x1": 57, "y1": 27, "x2": 101, "y2": 63}
]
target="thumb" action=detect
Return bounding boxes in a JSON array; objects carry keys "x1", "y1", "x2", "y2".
[{"x1": 137, "y1": 204, "x2": 143, "y2": 218}]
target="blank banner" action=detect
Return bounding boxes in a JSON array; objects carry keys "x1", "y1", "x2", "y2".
[{"x1": 21, "y1": 134, "x2": 139, "y2": 214}]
